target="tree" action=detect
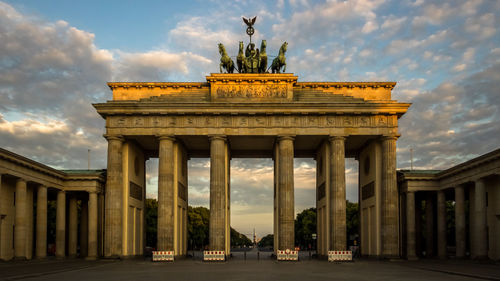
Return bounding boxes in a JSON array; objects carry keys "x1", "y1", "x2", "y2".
[
  {"x1": 145, "y1": 199, "x2": 158, "y2": 247},
  {"x1": 346, "y1": 201, "x2": 359, "y2": 240},
  {"x1": 257, "y1": 234, "x2": 274, "y2": 248},
  {"x1": 231, "y1": 228, "x2": 252, "y2": 247},
  {"x1": 294, "y1": 207, "x2": 316, "y2": 249},
  {"x1": 187, "y1": 206, "x2": 210, "y2": 250}
]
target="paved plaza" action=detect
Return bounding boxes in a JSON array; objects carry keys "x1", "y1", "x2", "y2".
[{"x1": 1, "y1": 255, "x2": 498, "y2": 281}]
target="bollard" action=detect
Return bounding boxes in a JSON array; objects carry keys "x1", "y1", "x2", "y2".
[
  {"x1": 257, "y1": 251, "x2": 260, "y2": 260},
  {"x1": 309, "y1": 250, "x2": 311, "y2": 260},
  {"x1": 244, "y1": 250, "x2": 247, "y2": 260}
]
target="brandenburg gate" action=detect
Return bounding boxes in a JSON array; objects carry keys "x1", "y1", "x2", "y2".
[{"x1": 93, "y1": 72, "x2": 410, "y2": 259}]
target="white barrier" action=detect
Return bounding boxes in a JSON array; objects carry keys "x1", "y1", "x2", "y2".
[
  {"x1": 203, "y1": 251, "x2": 225, "y2": 261},
  {"x1": 277, "y1": 249, "x2": 299, "y2": 261},
  {"x1": 152, "y1": 251, "x2": 174, "y2": 261},
  {"x1": 328, "y1": 250, "x2": 352, "y2": 262}
]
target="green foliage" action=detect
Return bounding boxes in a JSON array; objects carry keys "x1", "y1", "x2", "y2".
[
  {"x1": 257, "y1": 234, "x2": 274, "y2": 248},
  {"x1": 187, "y1": 206, "x2": 210, "y2": 250},
  {"x1": 145, "y1": 199, "x2": 158, "y2": 247},
  {"x1": 231, "y1": 228, "x2": 252, "y2": 247},
  {"x1": 294, "y1": 207, "x2": 316, "y2": 249},
  {"x1": 346, "y1": 201, "x2": 359, "y2": 239}
]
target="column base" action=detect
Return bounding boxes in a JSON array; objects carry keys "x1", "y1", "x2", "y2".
[
  {"x1": 85, "y1": 256, "x2": 98, "y2": 261},
  {"x1": 407, "y1": 256, "x2": 419, "y2": 261},
  {"x1": 13, "y1": 256, "x2": 28, "y2": 261}
]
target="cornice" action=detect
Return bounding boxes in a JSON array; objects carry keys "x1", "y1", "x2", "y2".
[
  {"x1": 295, "y1": 82, "x2": 397, "y2": 90},
  {"x1": 108, "y1": 82, "x2": 208, "y2": 90}
]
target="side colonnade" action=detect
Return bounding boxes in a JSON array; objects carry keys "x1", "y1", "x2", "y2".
[
  {"x1": 0, "y1": 147, "x2": 105, "y2": 261},
  {"x1": 400, "y1": 149, "x2": 500, "y2": 261}
]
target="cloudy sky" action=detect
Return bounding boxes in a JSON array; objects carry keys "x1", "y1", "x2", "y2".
[{"x1": 0, "y1": 0, "x2": 498, "y2": 237}]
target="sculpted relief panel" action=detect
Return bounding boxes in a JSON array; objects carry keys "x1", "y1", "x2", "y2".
[
  {"x1": 214, "y1": 84, "x2": 288, "y2": 99},
  {"x1": 108, "y1": 115, "x2": 397, "y2": 129}
]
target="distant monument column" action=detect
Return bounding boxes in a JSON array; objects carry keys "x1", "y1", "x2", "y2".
[
  {"x1": 209, "y1": 136, "x2": 230, "y2": 252},
  {"x1": 437, "y1": 190, "x2": 447, "y2": 259},
  {"x1": 277, "y1": 136, "x2": 295, "y2": 250},
  {"x1": 329, "y1": 136, "x2": 346, "y2": 251},
  {"x1": 35, "y1": 185, "x2": 47, "y2": 259},
  {"x1": 104, "y1": 135, "x2": 123, "y2": 257},
  {"x1": 454, "y1": 186, "x2": 465, "y2": 258},
  {"x1": 381, "y1": 135, "x2": 399, "y2": 258},
  {"x1": 157, "y1": 136, "x2": 175, "y2": 251},
  {"x1": 56, "y1": 190, "x2": 66, "y2": 258},
  {"x1": 14, "y1": 179, "x2": 27, "y2": 259}
]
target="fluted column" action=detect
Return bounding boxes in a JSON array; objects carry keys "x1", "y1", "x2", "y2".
[
  {"x1": 329, "y1": 136, "x2": 346, "y2": 250},
  {"x1": 68, "y1": 197, "x2": 78, "y2": 257},
  {"x1": 14, "y1": 179, "x2": 27, "y2": 259},
  {"x1": 36, "y1": 185, "x2": 47, "y2": 259},
  {"x1": 454, "y1": 186, "x2": 465, "y2": 258},
  {"x1": 473, "y1": 178, "x2": 487, "y2": 259},
  {"x1": 157, "y1": 135, "x2": 175, "y2": 251},
  {"x1": 104, "y1": 135, "x2": 123, "y2": 257},
  {"x1": 80, "y1": 200, "x2": 88, "y2": 258},
  {"x1": 87, "y1": 192, "x2": 98, "y2": 260},
  {"x1": 406, "y1": 191, "x2": 417, "y2": 260},
  {"x1": 425, "y1": 192, "x2": 434, "y2": 257},
  {"x1": 209, "y1": 135, "x2": 228, "y2": 251},
  {"x1": 437, "y1": 190, "x2": 446, "y2": 259},
  {"x1": 277, "y1": 136, "x2": 295, "y2": 250},
  {"x1": 56, "y1": 190, "x2": 66, "y2": 258},
  {"x1": 381, "y1": 136, "x2": 399, "y2": 257}
]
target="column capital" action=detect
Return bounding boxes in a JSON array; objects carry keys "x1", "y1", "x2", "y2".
[
  {"x1": 209, "y1": 135, "x2": 227, "y2": 141},
  {"x1": 277, "y1": 135, "x2": 295, "y2": 142},
  {"x1": 103, "y1": 134, "x2": 123, "y2": 142},
  {"x1": 16, "y1": 178, "x2": 27, "y2": 184},
  {"x1": 37, "y1": 184, "x2": 47, "y2": 190},
  {"x1": 157, "y1": 135, "x2": 176, "y2": 142},
  {"x1": 381, "y1": 134, "x2": 400, "y2": 141},
  {"x1": 329, "y1": 135, "x2": 346, "y2": 142},
  {"x1": 57, "y1": 189, "x2": 66, "y2": 194}
]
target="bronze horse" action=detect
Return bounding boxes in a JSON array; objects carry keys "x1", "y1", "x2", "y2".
[
  {"x1": 271, "y1": 42, "x2": 287, "y2": 73},
  {"x1": 218, "y1": 43, "x2": 235, "y2": 73}
]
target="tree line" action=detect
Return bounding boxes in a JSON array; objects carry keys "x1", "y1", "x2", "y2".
[{"x1": 145, "y1": 199, "x2": 359, "y2": 250}]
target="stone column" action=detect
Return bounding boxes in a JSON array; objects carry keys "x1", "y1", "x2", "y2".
[
  {"x1": 14, "y1": 179, "x2": 27, "y2": 259},
  {"x1": 36, "y1": 185, "x2": 47, "y2": 259},
  {"x1": 68, "y1": 197, "x2": 78, "y2": 257},
  {"x1": 381, "y1": 136, "x2": 399, "y2": 257},
  {"x1": 56, "y1": 190, "x2": 66, "y2": 258},
  {"x1": 437, "y1": 190, "x2": 447, "y2": 259},
  {"x1": 406, "y1": 191, "x2": 417, "y2": 260},
  {"x1": 425, "y1": 192, "x2": 434, "y2": 257},
  {"x1": 277, "y1": 136, "x2": 295, "y2": 250},
  {"x1": 87, "y1": 192, "x2": 98, "y2": 260},
  {"x1": 454, "y1": 186, "x2": 465, "y2": 258},
  {"x1": 157, "y1": 136, "x2": 175, "y2": 251},
  {"x1": 209, "y1": 136, "x2": 228, "y2": 251},
  {"x1": 329, "y1": 136, "x2": 346, "y2": 251},
  {"x1": 80, "y1": 200, "x2": 88, "y2": 258},
  {"x1": 473, "y1": 178, "x2": 487, "y2": 259},
  {"x1": 104, "y1": 135, "x2": 123, "y2": 257}
]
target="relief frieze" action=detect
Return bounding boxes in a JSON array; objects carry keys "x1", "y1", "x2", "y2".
[
  {"x1": 109, "y1": 115, "x2": 397, "y2": 129},
  {"x1": 214, "y1": 84, "x2": 288, "y2": 99}
]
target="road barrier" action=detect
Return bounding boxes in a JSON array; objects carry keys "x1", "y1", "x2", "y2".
[
  {"x1": 203, "y1": 251, "x2": 225, "y2": 261},
  {"x1": 152, "y1": 251, "x2": 174, "y2": 261},
  {"x1": 277, "y1": 249, "x2": 299, "y2": 261},
  {"x1": 328, "y1": 250, "x2": 352, "y2": 262}
]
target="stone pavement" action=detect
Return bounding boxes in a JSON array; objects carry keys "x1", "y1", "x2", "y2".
[{"x1": 0, "y1": 257, "x2": 498, "y2": 281}]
